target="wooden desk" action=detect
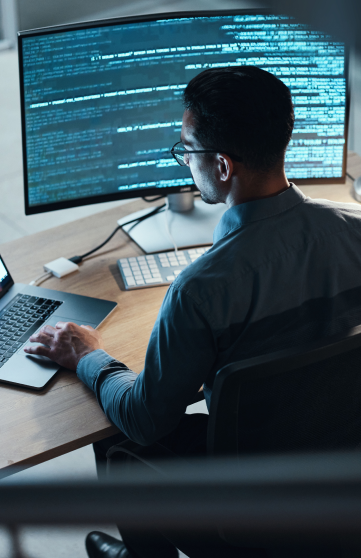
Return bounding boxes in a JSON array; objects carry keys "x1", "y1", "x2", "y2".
[{"x1": 0, "y1": 152, "x2": 361, "y2": 478}]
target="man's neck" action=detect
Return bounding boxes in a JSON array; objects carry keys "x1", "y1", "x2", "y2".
[{"x1": 226, "y1": 166, "x2": 290, "y2": 208}]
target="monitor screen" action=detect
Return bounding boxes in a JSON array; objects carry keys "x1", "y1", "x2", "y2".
[
  {"x1": 0, "y1": 256, "x2": 14, "y2": 298},
  {"x1": 18, "y1": 10, "x2": 348, "y2": 215}
]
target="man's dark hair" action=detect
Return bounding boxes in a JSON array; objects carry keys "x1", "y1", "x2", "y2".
[{"x1": 183, "y1": 66, "x2": 294, "y2": 172}]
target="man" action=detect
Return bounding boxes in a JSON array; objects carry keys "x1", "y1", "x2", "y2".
[{"x1": 25, "y1": 66, "x2": 361, "y2": 557}]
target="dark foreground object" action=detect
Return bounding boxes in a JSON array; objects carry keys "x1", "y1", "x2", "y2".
[{"x1": 2, "y1": 453, "x2": 361, "y2": 550}]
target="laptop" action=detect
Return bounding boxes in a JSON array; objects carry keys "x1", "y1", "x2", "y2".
[{"x1": 0, "y1": 254, "x2": 117, "y2": 390}]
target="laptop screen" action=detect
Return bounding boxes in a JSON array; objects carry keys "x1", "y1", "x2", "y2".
[{"x1": 0, "y1": 256, "x2": 14, "y2": 299}]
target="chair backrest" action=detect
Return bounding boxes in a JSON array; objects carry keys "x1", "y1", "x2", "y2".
[{"x1": 207, "y1": 326, "x2": 361, "y2": 456}]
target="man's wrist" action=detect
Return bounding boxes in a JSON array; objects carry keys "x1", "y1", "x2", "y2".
[
  {"x1": 76, "y1": 348, "x2": 101, "y2": 370},
  {"x1": 76, "y1": 349, "x2": 115, "y2": 391}
]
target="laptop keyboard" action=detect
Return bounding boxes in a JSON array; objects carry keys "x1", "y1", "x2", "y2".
[{"x1": 0, "y1": 294, "x2": 63, "y2": 368}]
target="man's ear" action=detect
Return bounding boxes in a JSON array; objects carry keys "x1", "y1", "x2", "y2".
[{"x1": 218, "y1": 154, "x2": 234, "y2": 182}]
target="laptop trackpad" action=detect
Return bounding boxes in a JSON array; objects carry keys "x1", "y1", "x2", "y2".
[{"x1": 0, "y1": 353, "x2": 60, "y2": 390}]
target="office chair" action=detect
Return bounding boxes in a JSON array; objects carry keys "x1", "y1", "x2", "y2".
[
  {"x1": 106, "y1": 326, "x2": 361, "y2": 554},
  {"x1": 208, "y1": 325, "x2": 361, "y2": 458}
]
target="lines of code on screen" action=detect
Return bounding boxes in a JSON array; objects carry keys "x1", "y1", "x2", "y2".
[{"x1": 21, "y1": 14, "x2": 346, "y2": 208}]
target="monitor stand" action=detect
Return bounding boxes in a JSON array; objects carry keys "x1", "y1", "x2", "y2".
[{"x1": 118, "y1": 192, "x2": 227, "y2": 253}]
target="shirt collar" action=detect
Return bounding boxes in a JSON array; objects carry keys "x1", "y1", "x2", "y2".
[{"x1": 213, "y1": 183, "x2": 306, "y2": 244}]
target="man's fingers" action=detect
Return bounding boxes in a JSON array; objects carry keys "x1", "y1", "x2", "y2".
[
  {"x1": 24, "y1": 343, "x2": 52, "y2": 358},
  {"x1": 55, "y1": 321, "x2": 69, "y2": 329},
  {"x1": 29, "y1": 329, "x2": 53, "y2": 345},
  {"x1": 55, "y1": 322, "x2": 80, "y2": 329},
  {"x1": 30, "y1": 324, "x2": 56, "y2": 340}
]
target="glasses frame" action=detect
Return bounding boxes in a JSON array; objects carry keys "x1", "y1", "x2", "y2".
[{"x1": 170, "y1": 141, "x2": 242, "y2": 166}]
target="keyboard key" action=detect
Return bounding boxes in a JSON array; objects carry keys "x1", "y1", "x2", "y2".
[
  {"x1": 145, "y1": 278, "x2": 163, "y2": 284},
  {"x1": 161, "y1": 262, "x2": 170, "y2": 267},
  {"x1": 123, "y1": 269, "x2": 133, "y2": 277},
  {"x1": 174, "y1": 270, "x2": 182, "y2": 276},
  {"x1": 136, "y1": 279, "x2": 145, "y2": 285},
  {"x1": 125, "y1": 277, "x2": 136, "y2": 286},
  {"x1": 166, "y1": 275, "x2": 175, "y2": 281}
]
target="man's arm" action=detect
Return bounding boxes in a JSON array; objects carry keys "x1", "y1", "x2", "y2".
[
  {"x1": 79, "y1": 284, "x2": 217, "y2": 445},
  {"x1": 25, "y1": 284, "x2": 217, "y2": 445}
]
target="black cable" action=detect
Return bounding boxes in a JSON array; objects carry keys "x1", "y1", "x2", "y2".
[
  {"x1": 142, "y1": 195, "x2": 164, "y2": 202},
  {"x1": 347, "y1": 172, "x2": 355, "y2": 181},
  {"x1": 69, "y1": 204, "x2": 165, "y2": 264}
]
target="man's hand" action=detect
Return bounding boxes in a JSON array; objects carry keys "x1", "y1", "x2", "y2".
[{"x1": 23, "y1": 321, "x2": 104, "y2": 371}]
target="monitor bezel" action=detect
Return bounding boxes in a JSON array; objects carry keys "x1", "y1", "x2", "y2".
[{"x1": 18, "y1": 9, "x2": 350, "y2": 216}]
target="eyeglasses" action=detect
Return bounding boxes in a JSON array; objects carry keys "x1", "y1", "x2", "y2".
[{"x1": 170, "y1": 141, "x2": 242, "y2": 167}]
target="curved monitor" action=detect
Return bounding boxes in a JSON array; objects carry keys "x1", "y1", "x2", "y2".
[{"x1": 18, "y1": 10, "x2": 349, "y2": 215}]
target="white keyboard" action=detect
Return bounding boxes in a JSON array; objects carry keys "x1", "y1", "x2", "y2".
[{"x1": 117, "y1": 247, "x2": 211, "y2": 290}]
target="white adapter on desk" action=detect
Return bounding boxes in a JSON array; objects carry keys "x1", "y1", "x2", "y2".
[{"x1": 44, "y1": 257, "x2": 79, "y2": 278}]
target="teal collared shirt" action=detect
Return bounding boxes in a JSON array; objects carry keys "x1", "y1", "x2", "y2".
[{"x1": 78, "y1": 185, "x2": 361, "y2": 445}]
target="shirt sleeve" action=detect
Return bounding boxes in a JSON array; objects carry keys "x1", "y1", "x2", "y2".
[{"x1": 76, "y1": 284, "x2": 217, "y2": 445}]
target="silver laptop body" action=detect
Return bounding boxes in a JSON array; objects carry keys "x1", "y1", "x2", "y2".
[{"x1": 0, "y1": 254, "x2": 117, "y2": 390}]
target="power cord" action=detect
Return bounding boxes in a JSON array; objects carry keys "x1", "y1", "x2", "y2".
[
  {"x1": 163, "y1": 197, "x2": 178, "y2": 254},
  {"x1": 29, "y1": 271, "x2": 53, "y2": 286},
  {"x1": 347, "y1": 172, "x2": 355, "y2": 181},
  {"x1": 142, "y1": 195, "x2": 165, "y2": 203},
  {"x1": 69, "y1": 203, "x2": 165, "y2": 264}
]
